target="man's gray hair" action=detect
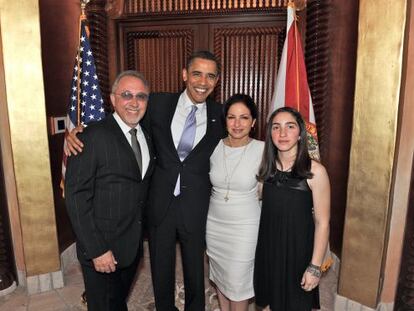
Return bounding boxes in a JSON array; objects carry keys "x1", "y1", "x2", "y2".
[{"x1": 111, "y1": 70, "x2": 150, "y2": 93}]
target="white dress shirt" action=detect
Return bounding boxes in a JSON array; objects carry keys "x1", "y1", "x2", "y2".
[
  {"x1": 113, "y1": 112, "x2": 149, "y2": 178},
  {"x1": 171, "y1": 90, "x2": 207, "y2": 149}
]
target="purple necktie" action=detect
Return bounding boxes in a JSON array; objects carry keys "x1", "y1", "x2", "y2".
[
  {"x1": 177, "y1": 105, "x2": 198, "y2": 161},
  {"x1": 174, "y1": 105, "x2": 197, "y2": 195}
]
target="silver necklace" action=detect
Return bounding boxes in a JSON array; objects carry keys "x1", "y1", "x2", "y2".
[{"x1": 222, "y1": 139, "x2": 249, "y2": 202}]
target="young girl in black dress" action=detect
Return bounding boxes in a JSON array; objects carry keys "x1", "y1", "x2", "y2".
[{"x1": 254, "y1": 107, "x2": 330, "y2": 310}]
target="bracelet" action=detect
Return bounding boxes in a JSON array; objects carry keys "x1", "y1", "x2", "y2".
[
  {"x1": 308, "y1": 263, "x2": 321, "y2": 270},
  {"x1": 306, "y1": 263, "x2": 322, "y2": 278}
]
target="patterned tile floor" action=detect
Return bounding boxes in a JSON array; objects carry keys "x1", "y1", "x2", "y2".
[{"x1": 0, "y1": 243, "x2": 337, "y2": 310}]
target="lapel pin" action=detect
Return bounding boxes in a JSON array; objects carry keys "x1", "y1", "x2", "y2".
[{"x1": 211, "y1": 119, "x2": 216, "y2": 122}]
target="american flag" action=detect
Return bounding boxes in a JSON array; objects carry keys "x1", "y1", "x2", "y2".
[{"x1": 61, "y1": 16, "x2": 105, "y2": 193}]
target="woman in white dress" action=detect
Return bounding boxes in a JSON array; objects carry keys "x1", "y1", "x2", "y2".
[{"x1": 206, "y1": 94, "x2": 264, "y2": 311}]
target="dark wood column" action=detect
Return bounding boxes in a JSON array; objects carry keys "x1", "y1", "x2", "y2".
[
  {"x1": 0, "y1": 143, "x2": 15, "y2": 289},
  {"x1": 310, "y1": 0, "x2": 359, "y2": 256},
  {"x1": 87, "y1": 0, "x2": 111, "y2": 111},
  {"x1": 395, "y1": 158, "x2": 414, "y2": 310}
]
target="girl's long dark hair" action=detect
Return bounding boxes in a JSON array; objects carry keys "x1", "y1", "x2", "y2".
[{"x1": 257, "y1": 107, "x2": 313, "y2": 182}]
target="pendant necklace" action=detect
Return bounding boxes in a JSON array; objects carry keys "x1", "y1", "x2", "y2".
[{"x1": 223, "y1": 138, "x2": 249, "y2": 202}]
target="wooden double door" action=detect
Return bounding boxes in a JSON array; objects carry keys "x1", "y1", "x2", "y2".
[{"x1": 114, "y1": 13, "x2": 287, "y2": 138}]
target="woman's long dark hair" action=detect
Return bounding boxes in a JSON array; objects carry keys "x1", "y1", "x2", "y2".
[{"x1": 257, "y1": 107, "x2": 313, "y2": 182}]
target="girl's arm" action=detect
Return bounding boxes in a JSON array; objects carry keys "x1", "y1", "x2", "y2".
[{"x1": 301, "y1": 160, "x2": 331, "y2": 291}]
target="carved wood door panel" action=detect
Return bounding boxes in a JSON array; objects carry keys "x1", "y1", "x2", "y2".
[
  {"x1": 118, "y1": 23, "x2": 202, "y2": 93},
  {"x1": 210, "y1": 21, "x2": 285, "y2": 138}
]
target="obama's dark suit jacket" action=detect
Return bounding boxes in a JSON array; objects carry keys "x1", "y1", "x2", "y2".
[{"x1": 146, "y1": 92, "x2": 224, "y2": 232}]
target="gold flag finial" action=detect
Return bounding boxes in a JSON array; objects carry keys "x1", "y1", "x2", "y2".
[
  {"x1": 80, "y1": 0, "x2": 90, "y2": 15},
  {"x1": 289, "y1": 0, "x2": 307, "y2": 11}
]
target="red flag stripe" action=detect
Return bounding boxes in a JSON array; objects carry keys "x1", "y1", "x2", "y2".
[{"x1": 285, "y1": 20, "x2": 310, "y2": 120}]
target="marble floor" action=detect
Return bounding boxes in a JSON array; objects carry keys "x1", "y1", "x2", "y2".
[{"x1": 0, "y1": 243, "x2": 338, "y2": 311}]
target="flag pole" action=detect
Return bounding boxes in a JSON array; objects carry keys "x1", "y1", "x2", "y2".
[
  {"x1": 291, "y1": 0, "x2": 307, "y2": 11},
  {"x1": 81, "y1": 0, "x2": 91, "y2": 37},
  {"x1": 80, "y1": 0, "x2": 90, "y2": 13},
  {"x1": 76, "y1": 0, "x2": 90, "y2": 126},
  {"x1": 288, "y1": 1, "x2": 301, "y2": 112}
]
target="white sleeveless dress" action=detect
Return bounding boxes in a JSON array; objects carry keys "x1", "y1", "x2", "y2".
[{"x1": 206, "y1": 139, "x2": 264, "y2": 301}]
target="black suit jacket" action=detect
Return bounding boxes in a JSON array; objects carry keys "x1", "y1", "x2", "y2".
[
  {"x1": 145, "y1": 92, "x2": 225, "y2": 232},
  {"x1": 65, "y1": 115, "x2": 155, "y2": 268}
]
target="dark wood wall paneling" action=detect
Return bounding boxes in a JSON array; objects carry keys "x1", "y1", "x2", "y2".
[
  {"x1": 124, "y1": 0, "x2": 287, "y2": 14},
  {"x1": 318, "y1": 0, "x2": 359, "y2": 256},
  {"x1": 87, "y1": 0, "x2": 112, "y2": 112},
  {"x1": 305, "y1": 0, "x2": 329, "y2": 153},
  {"x1": 39, "y1": 0, "x2": 80, "y2": 252}
]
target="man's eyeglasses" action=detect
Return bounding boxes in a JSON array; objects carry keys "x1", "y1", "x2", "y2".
[{"x1": 114, "y1": 91, "x2": 149, "y2": 102}]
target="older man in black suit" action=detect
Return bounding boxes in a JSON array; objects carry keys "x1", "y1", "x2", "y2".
[{"x1": 65, "y1": 70, "x2": 154, "y2": 311}]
